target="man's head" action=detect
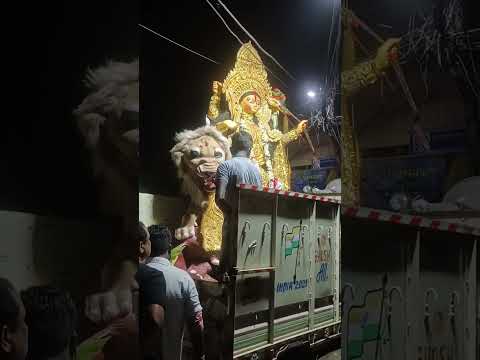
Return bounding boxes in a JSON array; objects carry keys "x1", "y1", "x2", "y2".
[
  {"x1": 139, "y1": 222, "x2": 151, "y2": 262},
  {"x1": 0, "y1": 278, "x2": 28, "y2": 360},
  {"x1": 21, "y1": 286, "x2": 77, "y2": 360},
  {"x1": 148, "y1": 225, "x2": 172, "y2": 258},
  {"x1": 231, "y1": 131, "x2": 254, "y2": 157}
]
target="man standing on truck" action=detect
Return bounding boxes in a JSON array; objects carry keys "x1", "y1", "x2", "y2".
[
  {"x1": 146, "y1": 225, "x2": 205, "y2": 360},
  {"x1": 215, "y1": 130, "x2": 263, "y2": 272}
]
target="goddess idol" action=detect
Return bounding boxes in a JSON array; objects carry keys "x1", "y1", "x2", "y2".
[{"x1": 207, "y1": 42, "x2": 308, "y2": 190}]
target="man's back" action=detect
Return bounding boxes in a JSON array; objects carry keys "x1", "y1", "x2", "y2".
[
  {"x1": 136, "y1": 263, "x2": 166, "y2": 351},
  {"x1": 146, "y1": 257, "x2": 202, "y2": 360},
  {"x1": 216, "y1": 156, "x2": 262, "y2": 208},
  {"x1": 136, "y1": 263, "x2": 166, "y2": 305}
]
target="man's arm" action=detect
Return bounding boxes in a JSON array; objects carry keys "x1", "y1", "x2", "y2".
[
  {"x1": 188, "y1": 310, "x2": 205, "y2": 360},
  {"x1": 215, "y1": 162, "x2": 231, "y2": 214},
  {"x1": 141, "y1": 304, "x2": 164, "y2": 357},
  {"x1": 141, "y1": 303, "x2": 165, "y2": 354},
  {"x1": 136, "y1": 265, "x2": 166, "y2": 334},
  {"x1": 148, "y1": 304, "x2": 165, "y2": 327},
  {"x1": 185, "y1": 276, "x2": 205, "y2": 360}
]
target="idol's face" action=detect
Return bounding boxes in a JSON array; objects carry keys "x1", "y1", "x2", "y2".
[{"x1": 240, "y1": 94, "x2": 261, "y2": 114}]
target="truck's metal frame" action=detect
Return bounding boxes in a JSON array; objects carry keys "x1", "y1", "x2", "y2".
[
  {"x1": 222, "y1": 187, "x2": 342, "y2": 359},
  {"x1": 341, "y1": 206, "x2": 478, "y2": 360}
]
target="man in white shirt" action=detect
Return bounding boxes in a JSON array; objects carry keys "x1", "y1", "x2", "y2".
[{"x1": 146, "y1": 225, "x2": 205, "y2": 360}]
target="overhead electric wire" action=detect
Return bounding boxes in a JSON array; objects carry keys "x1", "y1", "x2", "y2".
[
  {"x1": 329, "y1": 7, "x2": 342, "y2": 86},
  {"x1": 457, "y1": 53, "x2": 479, "y2": 97},
  {"x1": 326, "y1": 1, "x2": 340, "y2": 78},
  {"x1": 344, "y1": 8, "x2": 384, "y2": 44},
  {"x1": 139, "y1": 20, "x2": 287, "y2": 88},
  {"x1": 216, "y1": 0, "x2": 296, "y2": 81},
  {"x1": 205, "y1": 0, "x2": 243, "y2": 46},
  {"x1": 139, "y1": 24, "x2": 220, "y2": 65},
  {"x1": 204, "y1": 0, "x2": 289, "y2": 88}
]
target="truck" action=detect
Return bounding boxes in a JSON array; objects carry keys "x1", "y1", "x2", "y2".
[
  {"x1": 224, "y1": 184, "x2": 342, "y2": 359},
  {"x1": 141, "y1": 185, "x2": 342, "y2": 359}
]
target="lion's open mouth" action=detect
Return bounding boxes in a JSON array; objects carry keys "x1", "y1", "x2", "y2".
[
  {"x1": 197, "y1": 171, "x2": 217, "y2": 192},
  {"x1": 194, "y1": 162, "x2": 219, "y2": 192},
  {"x1": 184, "y1": 160, "x2": 220, "y2": 193}
]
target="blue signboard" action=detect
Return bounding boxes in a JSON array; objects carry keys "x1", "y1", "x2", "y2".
[
  {"x1": 292, "y1": 158, "x2": 338, "y2": 192},
  {"x1": 428, "y1": 129, "x2": 467, "y2": 153},
  {"x1": 292, "y1": 168, "x2": 329, "y2": 192},
  {"x1": 361, "y1": 155, "x2": 447, "y2": 210}
]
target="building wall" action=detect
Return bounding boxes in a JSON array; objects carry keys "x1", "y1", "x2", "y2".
[
  {"x1": 0, "y1": 210, "x2": 116, "y2": 295},
  {"x1": 139, "y1": 192, "x2": 185, "y2": 228}
]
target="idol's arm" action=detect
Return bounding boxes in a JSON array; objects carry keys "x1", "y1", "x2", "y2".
[
  {"x1": 342, "y1": 38, "x2": 401, "y2": 97},
  {"x1": 207, "y1": 93, "x2": 222, "y2": 120},
  {"x1": 207, "y1": 80, "x2": 224, "y2": 122},
  {"x1": 280, "y1": 120, "x2": 308, "y2": 144},
  {"x1": 341, "y1": 60, "x2": 379, "y2": 97}
]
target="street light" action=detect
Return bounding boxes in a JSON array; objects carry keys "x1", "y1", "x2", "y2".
[{"x1": 307, "y1": 90, "x2": 316, "y2": 98}]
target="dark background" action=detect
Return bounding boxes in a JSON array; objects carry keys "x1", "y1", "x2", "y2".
[{"x1": 2, "y1": 1, "x2": 138, "y2": 216}]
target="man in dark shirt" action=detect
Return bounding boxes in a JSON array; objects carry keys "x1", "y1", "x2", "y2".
[
  {"x1": 136, "y1": 264, "x2": 166, "y2": 360},
  {"x1": 215, "y1": 131, "x2": 262, "y2": 272},
  {"x1": 136, "y1": 222, "x2": 166, "y2": 360}
]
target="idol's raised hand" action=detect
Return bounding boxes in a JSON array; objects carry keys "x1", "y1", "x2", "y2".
[
  {"x1": 212, "y1": 81, "x2": 223, "y2": 95},
  {"x1": 375, "y1": 38, "x2": 401, "y2": 71},
  {"x1": 297, "y1": 120, "x2": 308, "y2": 133}
]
